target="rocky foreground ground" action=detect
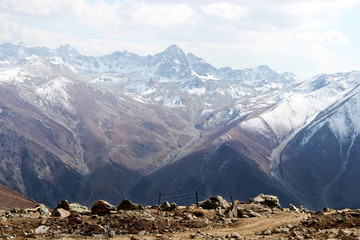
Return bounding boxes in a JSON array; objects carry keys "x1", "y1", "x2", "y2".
[{"x1": 0, "y1": 194, "x2": 360, "y2": 239}]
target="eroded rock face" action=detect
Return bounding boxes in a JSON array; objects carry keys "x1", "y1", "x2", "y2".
[
  {"x1": 250, "y1": 194, "x2": 281, "y2": 209},
  {"x1": 52, "y1": 208, "x2": 70, "y2": 218},
  {"x1": 199, "y1": 196, "x2": 230, "y2": 209},
  {"x1": 55, "y1": 200, "x2": 70, "y2": 211},
  {"x1": 69, "y1": 203, "x2": 90, "y2": 215},
  {"x1": 91, "y1": 200, "x2": 116, "y2": 214},
  {"x1": 117, "y1": 199, "x2": 144, "y2": 211},
  {"x1": 160, "y1": 201, "x2": 177, "y2": 211}
]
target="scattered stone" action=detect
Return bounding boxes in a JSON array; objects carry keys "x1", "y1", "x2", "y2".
[
  {"x1": 263, "y1": 229, "x2": 272, "y2": 235},
  {"x1": 34, "y1": 204, "x2": 50, "y2": 216},
  {"x1": 67, "y1": 215, "x2": 83, "y2": 224},
  {"x1": 280, "y1": 227, "x2": 290, "y2": 233},
  {"x1": 91, "y1": 200, "x2": 116, "y2": 214},
  {"x1": 35, "y1": 225, "x2": 49, "y2": 234},
  {"x1": 225, "y1": 232, "x2": 241, "y2": 238},
  {"x1": 199, "y1": 196, "x2": 230, "y2": 209},
  {"x1": 10, "y1": 208, "x2": 19, "y2": 214},
  {"x1": 289, "y1": 204, "x2": 299, "y2": 213},
  {"x1": 231, "y1": 232, "x2": 241, "y2": 238},
  {"x1": 237, "y1": 208, "x2": 260, "y2": 218},
  {"x1": 117, "y1": 199, "x2": 144, "y2": 211},
  {"x1": 138, "y1": 230, "x2": 146, "y2": 235},
  {"x1": 2, "y1": 225, "x2": 11, "y2": 231},
  {"x1": 225, "y1": 205, "x2": 237, "y2": 218},
  {"x1": 298, "y1": 205, "x2": 311, "y2": 213},
  {"x1": 31, "y1": 211, "x2": 40, "y2": 219}
]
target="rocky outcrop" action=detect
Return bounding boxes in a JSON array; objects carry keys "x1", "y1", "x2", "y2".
[
  {"x1": 199, "y1": 196, "x2": 230, "y2": 209},
  {"x1": 69, "y1": 203, "x2": 90, "y2": 215},
  {"x1": 55, "y1": 200, "x2": 70, "y2": 211},
  {"x1": 117, "y1": 199, "x2": 144, "y2": 211},
  {"x1": 160, "y1": 201, "x2": 177, "y2": 211},
  {"x1": 91, "y1": 200, "x2": 116, "y2": 214},
  {"x1": 249, "y1": 194, "x2": 281, "y2": 209}
]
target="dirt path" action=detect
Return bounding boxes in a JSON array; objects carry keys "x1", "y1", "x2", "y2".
[{"x1": 107, "y1": 211, "x2": 308, "y2": 240}]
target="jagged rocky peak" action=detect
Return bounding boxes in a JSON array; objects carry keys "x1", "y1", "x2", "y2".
[
  {"x1": 56, "y1": 44, "x2": 81, "y2": 57},
  {"x1": 155, "y1": 44, "x2": 188, "y2": 64},
  {"x1": 0, "y1": 42, "x2": 27, "y2": 61},
  {"x1": 162, "y1": 44, "x2": 185, "y2": 57}
]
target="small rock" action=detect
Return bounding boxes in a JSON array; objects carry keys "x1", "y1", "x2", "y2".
[
  {"x1": 35, "y1": 204, "x2": 50, "y2": 216},
  {"x1": 52, "y1": 208, "x2": 71, "y2": 218},
  {"x1": 231, "y1": 232, "x2": 241, "y2": 238},
  {"x1": 225, "y1": 205, "x2": 237, "y2": 218},
  {"x1": 238, "y1": 208, "x2": 260, "y2": 218},
  {"x1": 323, "y1": 207, "x2": 331, "y2": 212},
  {"x1": 2, "y1": 225, "x2": 11, "y2": 231},
  {"x1": 190, "y1": 233, "x2": 197, "y2": 239},
  {"x1": 108, "y1": 230, "x2": 116, "y2": 238},
  {"x1": 35, "y1": 225, "x2": 49, "y2": 234},
  {"x1": 280, "y1": 227, "x2": 290, "y2": 233},
  {"x1": 31, "y1": 212, "x2": 40, "y2": 219},
  {"x1": 289, "y1": 204, "x2": 299, "y2": 213},
  {"x1": 67, "y1": 215, "x2": 83, "y2": 224},
  {"x1": 263, "y1": 229, "x2": 272, "y2": 235},
  {"x1": 160, "y1": 201, "x2": 172, "y2": 211}
]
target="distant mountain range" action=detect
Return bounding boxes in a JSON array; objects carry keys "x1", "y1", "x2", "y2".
[{"x1": 0, "y1": 42, "x2": 359, "y2": 210}]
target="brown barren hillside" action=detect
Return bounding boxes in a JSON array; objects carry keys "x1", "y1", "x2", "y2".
[{"x1": 0, "y1": 184, "x2": 37, "y2": 210}]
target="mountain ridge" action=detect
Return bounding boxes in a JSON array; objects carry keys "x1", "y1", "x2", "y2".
[{"x1": 0, "y1": 42, "x2": 359, "y2": 210}]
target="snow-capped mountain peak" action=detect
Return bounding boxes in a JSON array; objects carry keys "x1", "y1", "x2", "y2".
[{"x1": 56, "y1": 44, "x2": 81, "y2": 57}]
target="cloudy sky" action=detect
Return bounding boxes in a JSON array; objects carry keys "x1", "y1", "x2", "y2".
[{"x1": 1, "y1": 0, "x2": 360, "y2": 77}]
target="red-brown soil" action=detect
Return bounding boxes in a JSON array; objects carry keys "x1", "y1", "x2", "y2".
[{"x1": 0, "y1": 184, "x2": 37, "y2": 210}]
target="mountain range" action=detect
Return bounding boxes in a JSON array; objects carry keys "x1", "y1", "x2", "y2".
[{"x1": 0, "y1": 42, "x2": 359, "y2": 210}]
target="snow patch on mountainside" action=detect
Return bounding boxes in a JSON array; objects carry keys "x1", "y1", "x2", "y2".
[
  {"x1": 162, "y1": 96, "x2": 185, "y2": 107},
  {"x1": 0, "y1": 67, "x2": 23, "y2": 83},
  {"x1": 242, "y1": 72, "x2": 360, "y2": 143},
  {"x1": 187, "y1": 87, "x2": 206, "y2": 96},
  {"x1": 35, "y1": 76, "x2": 74, "y2": 112}
]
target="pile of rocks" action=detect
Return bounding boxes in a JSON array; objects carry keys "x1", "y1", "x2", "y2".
[
  {"x1": 2, "y1": 193, "x2": 356, "y2": 239},
  {"x1": 0, "y1": 196, "x2": 229, "y2": 239}
]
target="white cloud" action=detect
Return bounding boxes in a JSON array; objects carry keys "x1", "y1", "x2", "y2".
[
  {"x1": 0, "y1": 20, "x2": 77, "y2": 49},
  {"x1": 0, "y1": 0, "x2": 121, "y2": 30},
  {"x1": 130, "y1": 3, "x2": 197, "y2": 27},
  {"x1": 284, "y1": 0, "x2": 360, "y2": 16},
  {"x1": 202, "y1": 3, "x2": 248, "y2": 20}
]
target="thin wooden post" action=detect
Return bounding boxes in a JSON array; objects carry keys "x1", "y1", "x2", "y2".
[
  {"x1": 158, "y1": 192, "x2": 162, "y2": 207},
  {"x1": 231, "y1": 195, "x2": 234, "y2": 207},
  {"x1": 196, "y1": 190, "x2": 199, "y2": 207}
]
